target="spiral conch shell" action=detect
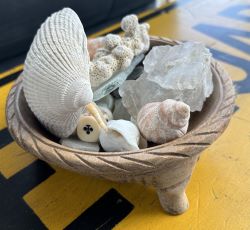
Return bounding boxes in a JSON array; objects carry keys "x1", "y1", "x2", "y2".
[
  {"x1": 23, "y1": 8, "x2": 106, "y2": 138},
  {"x1": 137, "y1": 99, "x2": 190, "y2": 144}
]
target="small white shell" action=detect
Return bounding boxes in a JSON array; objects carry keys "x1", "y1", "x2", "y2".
[
  {"x1": 100, "y1": 120, "x2": 140, "y2": 152},
  {"x1": 23, "y1": 8, "x2": 92, "y2": 138},
  {"x1": 137, "y1": 99, "x2": 190, "y2": 144}
]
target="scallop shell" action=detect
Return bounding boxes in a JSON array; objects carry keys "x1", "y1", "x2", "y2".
[
  {"x1": 23, "y1": 8, "x2": 92, "y2": 138},
  {"x1": 100, "y1": 120, "x2": 140, "y2": 152},
  {"x1": 137, "y1": 99, "x2": 190, "y2": 144}
]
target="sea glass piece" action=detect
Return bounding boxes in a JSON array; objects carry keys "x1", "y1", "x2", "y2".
[
  {"x1": 93, "y1": 54, "x2": 144, "y2": 101},
  {"x1": 111, "y1": 65, "x2": 144, "y2": 98},
  {"x1": 113, "y1": 99, "x2": 131, "y2": 120}
]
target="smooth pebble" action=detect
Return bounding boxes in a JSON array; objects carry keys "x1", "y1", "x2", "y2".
[{"x1": 60, "y1": 137, "x2": 100, "y2": 152}]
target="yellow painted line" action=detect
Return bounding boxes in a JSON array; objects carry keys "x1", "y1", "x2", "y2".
[
  {"x1": 147, "y1": 1, "x2": 250, "y2": 62},
  {"x1": 0, "y1": 2, "x2": 173, "y2": 79},
  {"x1": 0, "y1": 64, "x2": 23, "y2": 79},
  {"x1": 0, "y1": 2, "x2": 173, "y2": 82},
  {"x1": 1, "y1": 0, "x2": 250, "y2": 229},
  {"x1": 115, "y1": 94, "x2": 250, "y2": 229},
  {"x1": 0, "y1": 142, "x2": 37, "y2": 179},
  {"x1": 88, "y1": 22, "x2": 120, "y2": 38},
  {"x1": 218, "y1": 61, "x2": 247, "y2": 82},
  {"x1": 145, "y1": 0, "x2": 250, "y2": 83},
  {"x1": 24, "y1": 168, "x2": 113, "y2": 229},
  {"x1": 24, "y1": 92, "x2": 250, "y2": 230},
  {"x1": 232, "y1": 35, "x2": 250, "y2": 46},
  {"x1": 89, "y1": 1, "x2": 174, "y2": 38},
  {"x1": 138, "y1": 1, "x2": 175, "y2": 18}
]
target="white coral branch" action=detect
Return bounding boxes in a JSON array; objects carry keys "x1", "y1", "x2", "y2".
[{"x1": 90, "y1": 14, "x2": 150, "y2": 88}]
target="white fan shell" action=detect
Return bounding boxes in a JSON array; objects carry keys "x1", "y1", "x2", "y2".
[{"x1": 23, "y1": 8, "x2": 92, "y2": 138}]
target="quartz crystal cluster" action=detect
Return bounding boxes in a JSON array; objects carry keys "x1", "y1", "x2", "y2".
[{"x1": 119, "y1": 42, "x2": 213, "y2": 119}]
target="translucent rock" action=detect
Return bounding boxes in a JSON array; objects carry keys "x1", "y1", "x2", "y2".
[
  {"x1": 60, "y1": 137, "x2": 100, "y2": 152},
  {"x1": 110, "y1": 88, "x2": 121, "y2": 99},
  {"x1": 119, "y1": 42, "x2": 213, "y2": 119},
  {"x1": 96, "y1": 94, "x2": 114, "y2": 111},
  {"x1": 113, "y1": 99, "x2": 131, "y2": 120},
  {"x1": 127, "y1": 66, "x2": 144, "y2": 80},
  {"x1": 93, "y1": 54, "x2": 144, "y2": 101},
  {"x1": 111, "y1": 66, "x2": 143, "y2": 98}
]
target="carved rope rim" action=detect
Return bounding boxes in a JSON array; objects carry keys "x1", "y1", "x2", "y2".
[{"x1": 6, "y1": 37, "x2": 236, "y2": 175}]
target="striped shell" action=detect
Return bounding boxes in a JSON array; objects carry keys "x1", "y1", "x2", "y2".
[
  {"x1": 137, "y1": 99, "x2": 190, "y2": 144},
  {"x1": 23, "y1": 8, "x2": 92, "y2": 138}
]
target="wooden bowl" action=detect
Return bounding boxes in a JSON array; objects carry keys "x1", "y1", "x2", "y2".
[{"x1": 6, "y1": 37, "x2": 235, "y2": 215}]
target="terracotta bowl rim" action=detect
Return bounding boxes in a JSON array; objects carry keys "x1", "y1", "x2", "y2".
[{"x1": 6, "y1": 37, "x2": 235, "y2": 159}]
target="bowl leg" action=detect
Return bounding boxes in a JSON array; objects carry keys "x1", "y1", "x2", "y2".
[{"x1": 156, "y1": 177, "x2": 190, "y2": 215}]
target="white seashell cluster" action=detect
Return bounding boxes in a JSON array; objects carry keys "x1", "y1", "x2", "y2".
[
  {"x1": 21, "y1": 8, "x2": 203, "y2": 153},
  {"x1": 23, "y1": 8, "x2": 91, "y2": 138},
  {"x1": 100, "y1": 120, "x2": 140, "y2": 152},
  {"x1": 137, "y1": 99, "x2": 190, "y2": 144},
  {"x1": 90, "y1": 15, "x2": 150, "y2": 88}
]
